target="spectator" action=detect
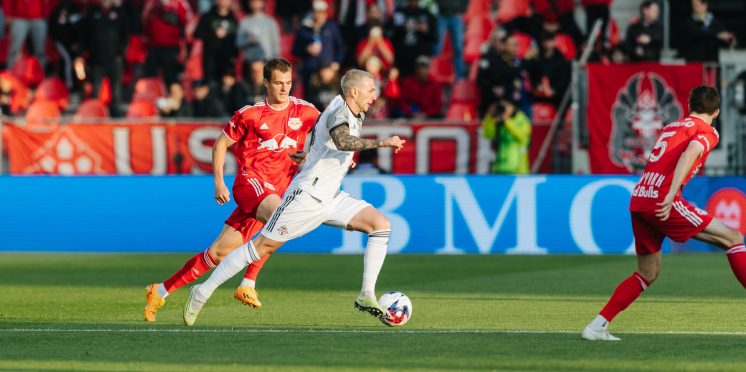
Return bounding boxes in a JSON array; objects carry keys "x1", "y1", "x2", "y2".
[
  {"x1": 355, "y1": 24, "x2": 395, "y2": 70},
  {"x1": 433, "y1": 0, "x2": 467, "y2": 79},
  {"x1": 189, "y1": 79, "x2": 225, "y2": 117},
  {"x1": 244, "y1": 59, "x2": 267, "y2": 105},
  {"x1": 5, "y1": 0, "x2": 49, "y2": 69},
  {"x1": 275, "y1": 0, "x2": 311, "y2": 33},
  {"x1": 389, "y1": 0, "x2": 437, "y2": 77},
  {"x1": 527, "y1": 32, "x2": 571, "y2": 107},
  {"x1": 237, "y1": 0, "x2": 280, "y2": 71},
  {"x1": 49, "y1": 0, "x2": 86, "y2": 90},
  {"x1": 608, "y1": 45, "x2": 628, "y2": 64},
  {"x1": 156, "y1": 82, "x2": 192, "y2": 117},
  {"x1": 482, "y1": 99, "x2": 532, "y2": 175},
  {"x1": 477, "y1": 29, "x2": 522, "y2": 116},
  {"x1": 349, "y1": 3, "x2": 386, "y2": 67},
  {"x1": 292, "y1": 0, "x2": 344, "y2": 88},
  {"x1": 304, "y1": 59, "x2": 340, "y2": 111},
  {"x1": 195, "y1": 0, "x2": 238, "y2": 87},
  {"x1": 678, "y1": 0, "x2": 735, "y2": 63},
  {"x1": 81, "y1": 0, "x2": 129, "y2": 117},
  {"x1": 362, "y1": 56, "x2": 388, "y2": 118},
  {"x1": 396, "y1": 55, "x2": 443, "y2": 119},
  {"x1": 582, "y1": 0, "x2": 612, "y2": 46},
  {"x1": 533, "y1": 0, "x2": 583, "y2": 46},
  {"x1": 625, "y1": 0, "x2": 663, "y2": 62},
  {"x1": 142, "y1": 0, "x2": 192, "y2": 87},
  {"x1": 217, "y1": 67, "x2": 248, "y2": 114}
]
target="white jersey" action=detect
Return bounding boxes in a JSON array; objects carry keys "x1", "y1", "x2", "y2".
[{"x1": 287, "y1": 95, "x2": 364, "y2": 202}]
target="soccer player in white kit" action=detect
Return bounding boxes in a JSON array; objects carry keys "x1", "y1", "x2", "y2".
[{"x1": 183, "y1": 69, "x2": 406, "y2": 325}]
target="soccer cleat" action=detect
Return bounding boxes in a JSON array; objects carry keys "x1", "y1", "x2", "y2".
[
  {"x1": 234, "y1": 286, "x2": 262, "y2": 309},
  {"x1": 183, "y1": 285, "x2": 203, "y2": 327},
  {"x1": 354, "y1": 295, "x2": 388, "y2": 320},
  {"x1": 144, "y1": 284, "x2": 165, "y2": 322},
  {"x1": 581, "y1": 326, "x2": 621, "y2": 341}
]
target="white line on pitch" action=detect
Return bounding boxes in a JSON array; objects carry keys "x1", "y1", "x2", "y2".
[{"x1": 2, "y1": 328, "x2": 746, "y2": 336}]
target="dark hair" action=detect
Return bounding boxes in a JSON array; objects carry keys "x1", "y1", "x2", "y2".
[
  {"x1": 640, "y1": 0, "x2": 656, "y2": 11},
  {"x1": 689, "y1": 85, "x2": 720, "y2": 114},
  {"x1": 263, "y1": 58, "x2": 293, "y2": 82}
]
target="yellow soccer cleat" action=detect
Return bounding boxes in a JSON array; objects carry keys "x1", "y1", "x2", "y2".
[
  {"x1": 144, "y1": 284, "x2": 166, "y2": 322},
  {"x1": 234, "y1": 286, "x2": 263, "y2": 309}
]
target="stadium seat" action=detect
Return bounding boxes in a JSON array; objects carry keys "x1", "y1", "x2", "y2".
[
  {"x1": 10, "y1": 55, "x2": 44, "y2": 88},
  {"x1": 0, "y1": 71, "x2": 31, "y2": 114},
  {"x1": 445, "y1": 102, "x2": 477, "y2": 121},
  {"x1": 26, "y1": 99, "x2": 62, "y2": 126},
  {"x1": 133, "y1": 77, "x2": 166, "y2": 102},
  {"x1": 125, "y1": 35, "x2": 148, "y2": 64},
  {"x1": 429, "y1": 55, "x2": 455, "y2": 85},
  {"x1": 98, "y1": 77, "x2": 112, "y2": 106},
  {"x1": 34, "y1": 77, "x2": 69, "y2": 109},
  {"x1": 465, "y1": 0, "x2": 491, "y2": 21},
  {"x1": 126, "y1": 99, "x2": 159, "y2": 118},
  {"x1": 554, "y1": 33, "x2": 577, "y2": 60},
  {"x1": 280, "y1": 34, "x2": 297, "y2": 64},
  {"x1": 531, "y1": 102, "x2": 557, "y2": 123},
  {"x1": 512, "y1": 32, "x2": 534, "y2": 59},
  {"x1": 74, "y1": 99, "x2": 110, "y2": 119},
  {"x1": 184, "y1": 41, "x2": 204, "y2": 81},
  {"x1": 450, "y1": 80, "x2": 479, "y2": 105}
]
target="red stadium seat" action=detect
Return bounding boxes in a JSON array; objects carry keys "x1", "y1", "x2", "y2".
[
  {"x1": 125, "y1": 35, "x2": 148, "y2": 64},
  {"x1": 280, "y1": 34, "x2": 296, "y2": 64},
  {"x1": 183, "y1": 41, "x2": 204, "y2": 81},
  {"x1": 531, "y1": 102, "x2": 557, "y2": 123},
  {"x1": 429, "y1": 55, "x2": 455, "y2": 85},
  {"x1": 74, "y1": 99, "x2": 110, "y2": 119},
  {"x1": 34, "y1": 77, "x2": 69, "y2": 109},
  {"x1": 0, "y1": 71, "x2": 31, "y2": 114},
  {"x1": 554, "y1": 33, "x2": 577, "y2": 60},
  {"x1": 133, "y1": 77, "x2": 166, "y2": 102},
  {"x1": 98, "y1": 77, "x2": 112, "y2": 106},
  {"x1": 445, "y1": 102, "x2": 477, "y2": 121},
  {"x1": 450, "y1": 80, "x2": 479, "y2": 105},
  {"x1": 26, "y1": 99, "x2": 62, "y2": 127},
  {"x1": 126, "y1": 100, "x2": 159, "y2": 118},
  {"x1": 11, "y1": 55, "x2": 44, "y2": 88}
]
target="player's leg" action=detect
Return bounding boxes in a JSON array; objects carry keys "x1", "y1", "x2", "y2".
[
  {"x1": 184, "y1": 190, "x2": 321, "y2": 325},
  {"x1": 327, "y1": 194, "x2": 391, "y2": 318},
  {"x1": 582, "y1": 212, "x2": 663, "y2": 341},
  {"x1": 235, "y1": 193, "x2": 283, "y2": 308},
  {"x1": 693, "y1": 218, "x2": 746, "y2": 287},
  {"x1": 143, "y1": 224, "x2": 243, "y2": 322}
]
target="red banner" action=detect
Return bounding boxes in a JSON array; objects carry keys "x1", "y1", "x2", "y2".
[
  {"x1": 586, "y1": 63, "x2": 703, "y2": 174},
  {"x1": 4, "y1": 120, "x2": 554, "y2": 175}
]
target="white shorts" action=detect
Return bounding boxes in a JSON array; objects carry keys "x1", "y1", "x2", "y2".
[{"x1": 261, "y1": 189, "x2": 371, "y2": 242}]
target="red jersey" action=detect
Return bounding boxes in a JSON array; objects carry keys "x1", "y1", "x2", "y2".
[
  {"x1": 223, "y1": 97, "x2": 319, "y2": 189},
  {"x1": 630, "y1": 114, "x2": 719, "y2": 211}
]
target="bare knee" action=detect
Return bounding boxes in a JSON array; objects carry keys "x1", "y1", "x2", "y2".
[
  {"x1": 638, "y1": 267, "x2": 659, "y2": 283},
  {"x1": 727, "y1": 229, "x2": 744, "y2": 247},
  {"x1": 372, "y1": 215, "x2": 391, "y2": 233},
  {"x1": 207, "y1": 241, "x2": 236, "y2": 264}
]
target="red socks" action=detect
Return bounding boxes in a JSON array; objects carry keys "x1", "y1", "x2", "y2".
[
  {"x1": 244, "y1": 253, "x2": 270, "y2": 281},
  {"x1": 726, "y1": 244, "x2": 746, "y2": 288},
  {"x1": 599, "y1": 272, "x2": 650, "y2": 322},
  {"x1": 163, "y1": 250, "x2": 217, "y2": 293}
]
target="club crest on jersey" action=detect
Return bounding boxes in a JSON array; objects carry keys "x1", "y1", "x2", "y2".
[
  {"x1": 277, "y1": 225, "x2": 289, "y2": 236},
  {"x1": 288, "y1": 118, "x2": 302, "y2": 130},
  {"x1": 263, "y1": 182, "x2": 276, "y2": 191},
  {"x1": 610, "y1": 72, "x2": 682, "y2": 173},
  {"x1": 257, "y1": 134, "x2": 298, "y2": 152}
]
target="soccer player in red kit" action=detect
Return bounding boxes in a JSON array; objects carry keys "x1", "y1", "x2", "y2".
[
  {"x1": 144, "y1": 58, "x2": 319, "y2": 321},
  {"x1": 582, "y1": 86, "x2": 746, "y2": 341}
]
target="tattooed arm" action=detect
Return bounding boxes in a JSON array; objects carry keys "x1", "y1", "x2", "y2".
[{"x1": 330, "y1": 124, "x2": 384, "y2": 151}]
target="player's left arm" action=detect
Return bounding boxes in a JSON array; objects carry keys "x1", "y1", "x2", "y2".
[
  {"x1": 655, "y1": 141, "x2": 705, "y2": 220},
  {"x1": 330, "y1": 123, "x2": 406, "y2": 153}
]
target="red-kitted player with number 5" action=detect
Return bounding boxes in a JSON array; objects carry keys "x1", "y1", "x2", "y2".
[{"x1": 582, "y1": 85, "x2": 746, "y2": 341}]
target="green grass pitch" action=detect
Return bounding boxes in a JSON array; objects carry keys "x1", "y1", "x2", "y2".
[{"x1": 1, "y1": 253, "x2": 746, "y2": 371}]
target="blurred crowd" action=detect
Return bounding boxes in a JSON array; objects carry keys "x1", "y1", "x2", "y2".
[{"x1": 0, "y1": 0, "x2": 738, "y2": 133}]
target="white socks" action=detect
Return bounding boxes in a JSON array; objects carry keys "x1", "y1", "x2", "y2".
[
  {"x1": 239, "y1": 279, "x2": 256, "y2": 288},
  {"x1": 156, "y1": 283, "x2": 169, "y2": 299},
  {"x1": 195, "y1": 241, "x2": 260, "y2": 305},
  {"x1": 589, "y1": 315, "x2": 610, "y2": 331},
  {"x1": 361, "y1": 229, "x2": 390, "y2": 297}
]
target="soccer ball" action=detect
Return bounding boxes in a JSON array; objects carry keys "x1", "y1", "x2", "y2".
[{"x1": 378, "y1": 291, "x2": 412, "y2": 326}]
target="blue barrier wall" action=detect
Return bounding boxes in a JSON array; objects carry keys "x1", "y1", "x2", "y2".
[{"x1": 1, "y1": 175, "x2": 743, "y2": 253}]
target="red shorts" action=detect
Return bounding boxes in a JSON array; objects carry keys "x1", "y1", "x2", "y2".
[
  {"x1": 225, "y1": 174, "x2": 283, "y2": 242},
  {"x1": 631, "y1": 197, "x2": 713, "y2": 254}
]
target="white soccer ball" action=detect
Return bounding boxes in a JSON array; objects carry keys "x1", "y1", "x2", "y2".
[{"x1": 378, "y1": 291, "x2": 412, "y2": 326}]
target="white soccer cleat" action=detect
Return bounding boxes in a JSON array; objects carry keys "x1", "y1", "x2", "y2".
[
  {"x1": 183, "y1": 285, "x2": 204, "y2": 327},
  {"x1": 581, "y1": 325, "x2": 621, "y2": 341}
]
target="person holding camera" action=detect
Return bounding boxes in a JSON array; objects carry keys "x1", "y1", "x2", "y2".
[{"x1": 482, "y1": 99, "x2": 532, "y2": 175}]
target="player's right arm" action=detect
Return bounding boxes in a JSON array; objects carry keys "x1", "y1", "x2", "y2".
[
  {"x1": 329, "y1": 124, "x2": 406, "y2": 153},
  {"x1": 212, "y1": 132, "x2": 237, "y2": 205},
  {"x1": 655, "y1": 141, "x2": 705, "y2": 220}
]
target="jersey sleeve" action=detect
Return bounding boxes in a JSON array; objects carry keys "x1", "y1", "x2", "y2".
[
  {"x1": 690, "y1": 126, "x2": 719, "y2": 154},
  {"x1": 223, "y1": 110, "x2": 252, "y2": 142},
  {"x1": 327, "y1": 110, "x2": 348, "y2": 132},
  {"x1": 303, "y1": 106, "x2": 321, "y2": 133}
]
